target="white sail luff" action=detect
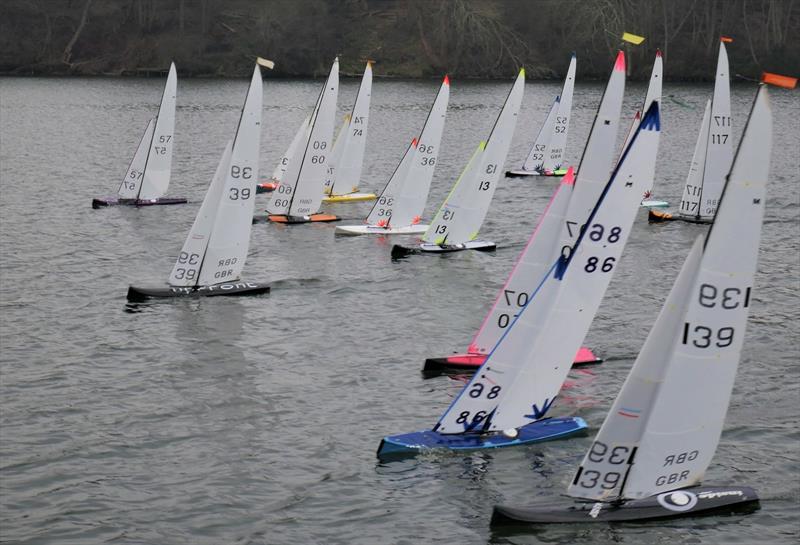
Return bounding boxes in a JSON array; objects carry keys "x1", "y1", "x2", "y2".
[
  {"x1": 168, "y1": 141, "x2": 233, "y2": 286},
  {"x1": 521, "y1": 98, "x2": 558, "y2": 173},
  {"x1": 328, "y1": 62, "x2": 372, "y2": 195},
  {"x1": 271, "y1": 116, "x2": 310, "y2": 182},
  {"x1": 697, "y1": 41, "x2": 733, "y2": 219},
  {"x1": 267, "y1": 119, "x2": 311, "y2": 215},
  {"x1": 323, "y1": 114, "x2": 351, "y2": 194},
  {"x1": 118, "y1": 118, "x2": 156, "y2": 199},
  {"x1": 566, "y1": 235, "x2": 705, "y2": 500},
  {"x1": 366, "y1": 138, "x2": 417, "y2": 226},
  {"x1": 139, "y1": 62, "x2": 177, "y2": 200},
  {"x1": 619, "y1": 51, "x2": 662, "y2": 170},
  {"x1": 543, "y1": 54, "x2": 577, "y2": 171},
  {"x1": 424, "y1": 69, "x2": 525, "y2": 245},
  {"x1": 288, "y1": 58, "x2": 339, "y2": 216},
  {"x1": 558, "y1": 52, "x2": 626, "y2": 250},
  {"x1": 198, "y1": 65, "x2": 262, "y2": 285},
  {"x1": 468, "y1": 171, "x2": 575, "y2": 355},
  {"x1": 678, "y1": 100, "x2": 712, "y2": 217},
  {"x1": 621, "y1": 86, "x2": 771, "y2": 499},
  {"x1": 388, "y1": 76, "x2": 450, "y2": 228}
]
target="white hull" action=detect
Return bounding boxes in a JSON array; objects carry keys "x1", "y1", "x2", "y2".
[
  {"x1": 335, "y1": 224, "x2": 428, "y2": 236},
  {"x1": 506, "y1": 168, "x2": 543, "y2": 177},
  {"x1": 641, "y1": 199, "x2": 669, "y2": 208},
  {"x1": 419, "y1": 239, "x2": 495, "y2": 253}
]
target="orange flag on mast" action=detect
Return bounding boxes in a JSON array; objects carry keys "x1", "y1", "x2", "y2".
[{"x1": 761, "y1": 72, "x2": 798, "y2": 89}]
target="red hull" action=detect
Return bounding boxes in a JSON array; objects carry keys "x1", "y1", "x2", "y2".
[{"x1": 422, "y1": 347, "x2": 601, "y2": 377}]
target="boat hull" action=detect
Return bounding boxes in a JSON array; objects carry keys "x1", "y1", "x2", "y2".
[
  {"x1": 323, "y1": 192, "x2": 377, "y2": 203},
  {"x1": 648, "y1": 209, "x2": 712, "y2": 224},
  {"x1": 268, "y1": 214, "x2": 340, "y2": 224},
  {"x1": 334, "y1": 224, "x2": 429, "y2": 236},
  {"x1": 505, "y1": 168, "x2": 568, "y2": 178},
  {"x1": 92, "y1": 196, "x2": 187, "y2": 209},
  {"x1": 391, "y1": 240, "x2": 496, "y2": 258},
  {"x1": 256, "y1": 181, "x2": 278, "y2": 194},
  {"x1": 377, "y1": 417, "x2": 587, "y2": 459},
  {"x1": 127, "y1": 281, "x2": 270, "y2": 302},
  {"x1": 491, "y1": 486, "x2": 760, "y2": 524},
  {"x1": 640, "y1": 199, "x2": 669, "y2": 208},
  {"x1": 422, "y1": 347, "x2": 601, "y2": 378}
]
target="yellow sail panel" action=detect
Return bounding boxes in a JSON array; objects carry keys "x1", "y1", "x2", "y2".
[{"x1": 621, "y1": 32, "x2": 645, "y2": 45}]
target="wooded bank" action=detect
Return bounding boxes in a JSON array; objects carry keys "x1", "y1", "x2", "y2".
[{"x1": 1, "y1": 0, "x2": 797, "y2": 80}]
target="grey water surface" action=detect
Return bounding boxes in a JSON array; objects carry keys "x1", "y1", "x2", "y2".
[{"x1": 1, "y1": 73, "x2": 798, "y2": 544}]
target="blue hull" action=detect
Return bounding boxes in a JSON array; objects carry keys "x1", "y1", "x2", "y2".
[{"x1": 377, "y1": 417, "x2": 587, "y2": 459}]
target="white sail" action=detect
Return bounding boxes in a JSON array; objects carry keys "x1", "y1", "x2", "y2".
[
  {"x1": 435, "y1": 101, "x2": 658, "y2": 435},
  {"x1": 323, "y1": 114, "x2": 351, "y2": 195},
  {"x1": 620, "y1": 50, "x2": 662, "y2": 167},
  {"x1": 327, "y1": 62, "x2": 372, "y2": 195},
  {"x1": 566, "y1": 235, "x2": 705, "y2": 500},
  {"x1": 556, "y1": 51, "x2": 626, "y2": 251},
  {"x1": 286, "y1": 58, "x2": 339, "y2": 216},
  {"x1": 678, "y1": 100, "x2": 712, "y2": 217},
  {"x1": 423, "y1": 69, "x2": 525, "y2": 245},
  {"x1": 543, "y1": 53, "x2": 577, "y2": 171},
  {"x1": 467, "y1": 169, "x2": 575, "y2": 355},
  {"x1": 168, "y1": 141, "x2": 233, "y2": 286},
  {"x1": 198, "y1": 65, "x2": 263, "y2": 285},
  {"x1": 271, "y1": 116, "x2": 310, "y2": 182},
  {"x1": 380, "y1": 75, "x2": 450, "y2": 228},
  {"x1": 521, "y1": 98, "x2": 558, "y2": 173},
  {"x1": 118, "y1": 118, "x2": 155, "y2": 199},
  {"x1": 139, "y1": 62, "x2": 177, "y2": 200},
  {"x1": 619, "y1": 86, "x2": 771, "y2": 499},
  {"x1": 267, "y1": 119, "x2": 310, "y2": 215},
  {"x1": 366, "y1": 138, "x2": 417, "y2": 226},
  {"x1": 697, "y1": 41, "x2": 733, "y2": 219}
]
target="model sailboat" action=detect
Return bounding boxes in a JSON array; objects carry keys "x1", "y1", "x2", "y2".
[
  {"x1": 417, "y1": 52, "x2": 626, "y2": 377},
  {"x1": 266, "y1": 58, "x2": 339, "y2": 224},
  {"x1": 127, "y1": 66, "x2": 269, "y2": 301},
  {"x1": 422, "y1": 170, "x2": 601, "y2": 376},
  {"x1": 625, "y1": 50, "x2": 669, "y2": 208},
  {"x1": 492, "y1": 85, "x2": 770, "y2": 524},
  {"x1": 507, "y1": 54, "x2": 576, "y2": 177},
  {"x1": 335, "y1": 75, "x2": 450, "y2": 236},
  {"x1": 650, "y1": 40, "x2": 733, "y2": 223},
  {"x1": 390, "y1": 69, "x2": 524, "y2": 257},
  {"x1": 256, "y1": 116, "x2": 310, "y2": 194},
  {"x1": 378, "y1": 98, "x2": 662, "y2": 458},
  {"x1": 93, "y1": 63, "x2": 186, "y2": 209},
  {"x1": 323, "y1": 61, "x2": 376, "y2": 203}
]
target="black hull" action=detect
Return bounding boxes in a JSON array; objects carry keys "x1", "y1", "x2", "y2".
[
  {"x1": 491, "y1": 486, "x2": 759, "y2": 525},
  {"x1": 391, "y1": 241, "x2": 496, "y2": 259},
  {"x1": 92, "y1": 197, "x2": 187, "y2": 209},
  {"x1": 647, "y1": 209, "x2": 712, "y2": 224},
  {"x1": 127, "y1": 281, "x2": 270, "y2": 302}
]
